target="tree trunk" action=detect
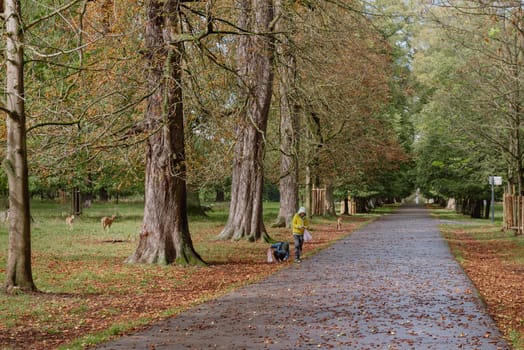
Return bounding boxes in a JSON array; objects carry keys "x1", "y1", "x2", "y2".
[
  {"x1": 3, "y1": 0, "x2": 36, "y2": 292},
  {"x1": 215, "y1": 188, "x2": 225, "y2": 202},
  {"x1": 71, "y1": 187, "x2": 82, "y2": 216},
  {"x1": 325, "y1": 183, "x2": 336, "y2": 216},
  {"x1": 461, "y1": 198, "x2": 470, "y2": 215},
  {"x1": 99, "y1": 187, "x2": 109, "y2": 202},
  {"x1": 305, "y1": 110, "x2": 322, "y2": 216},
  {"x1": 218, "y1": 0, "x2": 275, "y2": 241},
  {"x1": 272, "y1": 0, "x2": 298, "y2": 229},
  {"x1": 470, "y1": 198, "x2": 483, "y2": 219},
  {"x1": 128, "y1": 0, "x2": 204, "y2": 265},
  {"x1": 305, "y1": 161, "x2": 312, "y2": 216},
  {"x1": 483, "y1": 198, "x2": 490, "y2": 219},
  {"x1": 187, "y1": 186, "x2": 206, "y2": 216},
  {"x1": 342, "y1": 196, "x2": 349, "y2": 215},
  {"x1": 355, "y1": 197, "x2": 369, "y2": 213}
]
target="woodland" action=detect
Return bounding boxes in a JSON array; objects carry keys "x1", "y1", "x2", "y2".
[
  {"x1": 0, "y1": 0, "x2": 523, "y2": 310},
  {"x1": 1, "y1": 0, "x2": 524, "y2": 348}
]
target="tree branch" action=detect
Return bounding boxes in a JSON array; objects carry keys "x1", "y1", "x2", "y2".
[{"x1": 24, "y1": 0, "x2": 85, "y2": 31}]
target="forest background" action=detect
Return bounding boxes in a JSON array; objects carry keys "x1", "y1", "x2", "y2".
[{"x1": 1, "y1": 0, "x2": 524, "y2": 348}]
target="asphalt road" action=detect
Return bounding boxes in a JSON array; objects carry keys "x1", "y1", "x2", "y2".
[{"x1": 94, "y1": 205, "x2": 510, "y2": 349}]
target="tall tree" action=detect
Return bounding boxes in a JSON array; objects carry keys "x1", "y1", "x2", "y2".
[
  {"x1": 271, "y1": 0, "x2": 299, "y2": 228},
  {"x1": 289, "y1": 2, "x2": 407, "y2": 210},
  {"x1": 3, "y1": 0, "x2": 36, "y2": 292},
  {"x1": 128, "y1": 0, "x2": 204, "y2": 265},
  {"x1": 218, "y1": 0, "x2": 275, "y2": 241}
]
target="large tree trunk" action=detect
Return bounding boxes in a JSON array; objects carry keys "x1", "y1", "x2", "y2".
[
  {"x1": 3, "y1": 0, "x2": 36, "y2": 292},
  {"x1": 305, "y1": 110, "x2": 322, "y2": 216},
  {"x1": 271, "y1": 0, "x2": 298, "y2": 229},
  {"x1": 218, "y1": 0, "x2": 274, "y2": 241},
  {"x1": 128, "y1": 0, "x2": 204, "y2": 265}
]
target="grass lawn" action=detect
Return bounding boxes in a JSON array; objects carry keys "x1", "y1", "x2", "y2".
[
  {"x1": 0, "y1": 200, "x2": 376, "y2": 350},
  {"x1": 433, "y1": 205, "x2": 524, "y2": 350}
]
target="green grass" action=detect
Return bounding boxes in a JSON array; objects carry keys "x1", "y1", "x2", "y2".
[
  {"x1": 429, "y1": 203, "x2": 505, "y2": 224},
  {"x1": 0, "y1": 199, "x2": 384, "y2": 349},
  {"x1": 509, "y1": 330, "x2": 524, "y2": 350}
]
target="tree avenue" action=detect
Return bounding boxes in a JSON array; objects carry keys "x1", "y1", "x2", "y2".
[
  {"x1": 1, "y1": 0, "x2": 421, "y2": 284},
  {"x1": 412, "y1": 2, "x2": 524, "y2": 226}
]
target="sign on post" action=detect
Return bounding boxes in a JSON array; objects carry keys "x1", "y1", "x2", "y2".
[
  {"x1": 489, "y1": 176, "x2": 502, "y2": 186},
  {"x1": 489, "y1": 176, "x2": 502, "y2": 222}
]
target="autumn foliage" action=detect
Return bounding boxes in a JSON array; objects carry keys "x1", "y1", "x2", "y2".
[{"x1": 439, "y1": 214, "x2": 524, "y2": 346}]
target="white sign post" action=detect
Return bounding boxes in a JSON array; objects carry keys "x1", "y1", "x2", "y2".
[{"x1": 489, "y1": 176, "x2": 502, "y2": 222}]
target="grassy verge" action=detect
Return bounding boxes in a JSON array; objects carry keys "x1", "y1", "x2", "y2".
[
  {"x1": 0, "y1": 200, "x2": 377, "y2": 349},
  {"x1": 432, "y1": 206, "x2": 524, "y2": 350}
]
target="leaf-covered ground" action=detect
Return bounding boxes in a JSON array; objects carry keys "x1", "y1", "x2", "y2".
[
  {"x1": 3, "y1": 210, "x2": 522, "y2": 349},
  {"x1": 0, "y1": 217, "x2": 369, "y2": 350},
  {"x1": 443, "y1": 225, "x2": 524, "y2": 349}
]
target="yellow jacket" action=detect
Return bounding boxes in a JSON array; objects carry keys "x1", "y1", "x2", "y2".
[{"x1": 292, "y1": 213, "x2": 309, "y2": 235}]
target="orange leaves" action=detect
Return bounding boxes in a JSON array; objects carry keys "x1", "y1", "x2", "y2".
[{"x1": 446, "y1": 228, "x2": 524, "y2": 343}]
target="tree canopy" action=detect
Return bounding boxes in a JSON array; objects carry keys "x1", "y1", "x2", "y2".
[{"x1": 9, "y1": 0, "x2": 524, "y2": 277}]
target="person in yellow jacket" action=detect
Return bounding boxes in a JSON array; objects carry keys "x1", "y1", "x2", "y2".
[{"x1": 292, "y1": 206, "x2": 309, "y2": 263}]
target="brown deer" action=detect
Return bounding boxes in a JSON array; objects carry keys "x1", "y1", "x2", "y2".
[
  {"x1": 337, "y1": 216, "x2": 343, "y2": 230},
  {"x1": 101, "y1": 215, "x2": 116, "y2": 230},
  {"x1": 66, "y1": 215, "x2": 75, "y2": 230}
]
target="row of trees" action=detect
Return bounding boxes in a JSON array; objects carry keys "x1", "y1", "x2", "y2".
[
  {"x1": 411, "y1": 1, "x2": 524, "y2": 222},
  {"x1": 2, "y1": 0, "x2": 415, "y2": 291}
]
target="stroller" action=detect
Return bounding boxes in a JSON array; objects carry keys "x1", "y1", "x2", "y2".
[{"x1": 268, "y1": 241, "x2": 290, "y2": 262}]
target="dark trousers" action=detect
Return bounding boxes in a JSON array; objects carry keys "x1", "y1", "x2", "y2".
[{"x1": 293, "y1": 234, "x2": 304, "y2": 259}]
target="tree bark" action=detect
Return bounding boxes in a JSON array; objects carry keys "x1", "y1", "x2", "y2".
[
  {"x1": 272, "y1": 0, "x2": 298, "y2": 228},
  {"x1": 128, "y1": 0, "x2": 204, "y2": 265},
  {"x1": 342, "y1": 196, "x2": 349, "y2": 215},
  {"x1": 484, "y1": 199, "x2": 490, "y2": 219},
  {"x1": 187, "y1": 186, "x2": 206, "y2": 216},
  {"x1": 99, "y1": 187, "x2": 109, "y2": 202},
  {"x1": 3, "y1": 0, "x2": 36, "y2": 292},
  {"x1": 470, "y1": 198, "x2": 483, "y2": 219},
  {"x1": 325, "y1": 183, "x2": 336, "y2": 216},
  {"x1": 355, "y1": 197, "x2": 369, "y2": 213},
  {"x1": 305, "y1": 110, "x2": 322, "y2": 216},
  {"x1": 218, "y1": 0, "x2": 275, "y2": 241},
  {"x1": 215, "y1": 188, "x2": 225, "y2": 202}
]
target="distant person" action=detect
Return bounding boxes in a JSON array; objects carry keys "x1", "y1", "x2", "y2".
[{"x1": 292, "y1": 207, "x2": 309, "y2": 263}]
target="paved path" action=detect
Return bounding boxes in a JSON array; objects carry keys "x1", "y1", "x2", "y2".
[{"x1": 95, "y1": 205, "x2": 509, "y2": 349}]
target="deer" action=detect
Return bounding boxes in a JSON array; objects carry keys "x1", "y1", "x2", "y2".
[
  {"x1": 66, "y1": 215, "x2": 75, "y2": 230},
  {"x1": 101, "y1": 215, "x2": 117, "y2": 231},
  {"x1": 337, "y1": 216, "x2": 343, "y2": 230}
]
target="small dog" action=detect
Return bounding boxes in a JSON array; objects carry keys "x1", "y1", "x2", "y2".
[
  {"x1": 66, "y1": 215, "x2": 75, "y2": 230},
  {"x1": 337, "y1": 216, "x2": 343, "y2": 230},
  {"x1": 101, "y1": 215, "x2": 117, "y2": 230}
]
